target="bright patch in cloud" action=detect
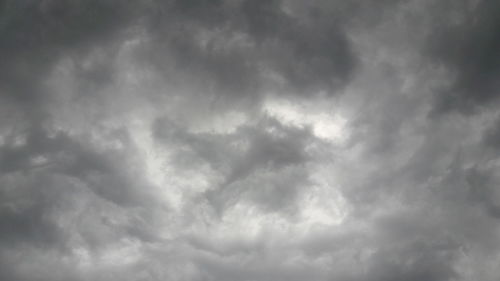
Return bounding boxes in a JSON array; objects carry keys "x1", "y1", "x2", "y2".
[{"x1": 263, "y1": 98, "x2": 348, "y2": 143}]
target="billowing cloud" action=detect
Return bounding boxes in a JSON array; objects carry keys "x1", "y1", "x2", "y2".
[{"x1": 1, "y1": 0, "x2": 500, "y2": 280}]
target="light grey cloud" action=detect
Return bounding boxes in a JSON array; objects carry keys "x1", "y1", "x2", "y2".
[{"x1": 153, "y1": 115, "x2": 315, "y2": 215}]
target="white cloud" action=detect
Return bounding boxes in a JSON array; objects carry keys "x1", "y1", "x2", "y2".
[{"x1": 263, "y1": 97, "x2": 349, "y2": 143}]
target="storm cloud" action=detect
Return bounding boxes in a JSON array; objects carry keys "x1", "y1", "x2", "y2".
[{"x1": 1, "y1": 0, "x2": 500, "y2": 280}]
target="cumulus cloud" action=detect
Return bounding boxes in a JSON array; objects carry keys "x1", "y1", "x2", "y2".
[{"x1": 1, "y1": 0, "x2": 500, "y2": 280}]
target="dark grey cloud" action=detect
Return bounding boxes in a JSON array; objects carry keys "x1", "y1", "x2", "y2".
[
  {"x1": 139, "y1": 0, "x2": 358, "y2": 101},
  {"x1": 1, "y1": 0, "x2": 500, "y2": 281},
  {"x1": 483, "y1": 115, "x2": 500, "y2": 152},
  {"x1": 0, "y1": 0, "x2": 142, "y2": 113},
  {"x1": 0, "y1": 174, "x2": 66, "y2": 248},
  {"x1": 427, "y1": 0, "x2": 500, "y2": 114}
]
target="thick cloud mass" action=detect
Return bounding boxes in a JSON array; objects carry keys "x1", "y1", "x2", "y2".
[{"x1": 1, "y1": 1, "x2": 500, "y2": 280}]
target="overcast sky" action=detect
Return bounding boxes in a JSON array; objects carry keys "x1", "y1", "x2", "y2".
[{"x1": 1, "y1": 0, "x2": 500, "y2": 280}]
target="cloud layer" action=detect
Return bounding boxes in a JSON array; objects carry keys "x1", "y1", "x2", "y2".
[{"x1": 1, "y1": 0, "x2": 500, "y2": 280}]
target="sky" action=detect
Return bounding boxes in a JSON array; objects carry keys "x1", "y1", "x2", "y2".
[{"x1": 1, "y1": 0, "x2": 500, "y2": 280}]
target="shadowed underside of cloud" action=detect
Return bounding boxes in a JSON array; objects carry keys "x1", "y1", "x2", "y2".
[
  {"x1": 139, "y1": 0, "x2": 358, "y2": 102},
  {"x1": 1, "y1": 0, "x2": 500, "y2": 281},
  {"x1": 0, "y1": 0, "x2": 142, "y2": 109},
  {"x1": 427, "y1": 0, "x2": 500, "y2": 115}
]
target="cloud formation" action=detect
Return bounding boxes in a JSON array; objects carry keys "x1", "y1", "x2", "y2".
[{"x1": 1, "y1": 0, "x2": 500, "y2": 280}]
